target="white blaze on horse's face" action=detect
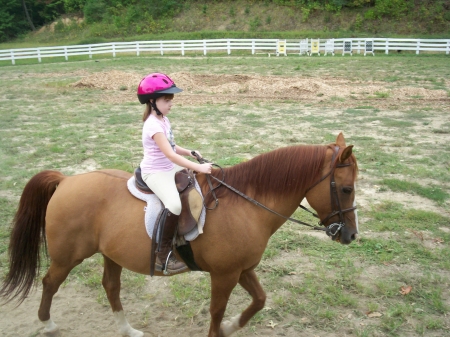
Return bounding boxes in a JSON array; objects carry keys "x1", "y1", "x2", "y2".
[{"x1": 354, "y1": 184, "x2": 359, "y2": 234}]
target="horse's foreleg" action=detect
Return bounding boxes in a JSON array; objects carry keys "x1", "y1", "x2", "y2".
[
  {"x1": 102, "y1": 255, "x2": 143, "y2": 337},
  {"x1": 220, "y1": 270, "x2": 266, "y2": 336},
  {"x1": 38, "y1": 261, "x2": 79, "y2": 333},
  {"x1": 208, "y1": 272, "x2": 240, "y2": 337}
]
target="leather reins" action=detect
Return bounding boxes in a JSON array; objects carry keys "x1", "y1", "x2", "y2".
[{"x1": 192, "y1": 146, "x2": 356, "y2": 237}]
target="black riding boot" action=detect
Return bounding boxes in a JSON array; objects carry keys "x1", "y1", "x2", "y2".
[{"x1": 155, "y1": 209, "x2": 188, "y2": 274}]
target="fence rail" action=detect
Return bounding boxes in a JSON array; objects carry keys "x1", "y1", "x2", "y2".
[{"x1": 1, "y1": 38, "x2": 449, "y2": 64}]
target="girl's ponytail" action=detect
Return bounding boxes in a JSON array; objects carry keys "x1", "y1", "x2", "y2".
[{"x1": 142, "y1": 103, "x2": 152, "y2": 122}]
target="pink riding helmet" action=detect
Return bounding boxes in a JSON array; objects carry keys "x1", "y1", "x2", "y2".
[{"x1": 137, "y1": 73, "x2": 183, "y2": 104}]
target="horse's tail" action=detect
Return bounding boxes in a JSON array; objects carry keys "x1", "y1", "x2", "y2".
[{"x1": 0, "y1": 170, "x2": 65, "y2": 305}]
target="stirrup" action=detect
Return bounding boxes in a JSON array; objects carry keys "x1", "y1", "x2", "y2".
[{"x1": 163, "y1": 251, "x2": 173, "y2": 275}]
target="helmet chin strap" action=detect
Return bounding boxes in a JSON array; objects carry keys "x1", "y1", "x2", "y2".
[{"x1": 150, "y1": 99, "x2": 162, "y2": 115}]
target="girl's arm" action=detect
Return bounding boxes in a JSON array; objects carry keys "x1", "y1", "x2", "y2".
[
  {"x1": 175, "y1": 145, "x2": 203, "y2": 159},
  {"x1": 174, "y1": 145, "x2": 193, "y2": 157},
  {"x1": 154, "y1": 133, "x2": 211, "y2": 173}
]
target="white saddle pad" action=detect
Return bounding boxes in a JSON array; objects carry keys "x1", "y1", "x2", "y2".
[{"x1": 127, "y1": 176, "x2": 206, "y2": 241}]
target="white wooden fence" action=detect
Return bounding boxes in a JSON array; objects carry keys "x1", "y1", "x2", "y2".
[{"x1": 1, "y1": 38, "x2": 449, "y2": 64}]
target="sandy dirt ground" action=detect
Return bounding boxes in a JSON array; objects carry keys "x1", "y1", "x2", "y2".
[{"x1": 1, "y1": 71, "x2": 449, "y2": 337}]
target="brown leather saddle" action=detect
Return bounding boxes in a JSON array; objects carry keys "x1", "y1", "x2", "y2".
[{"x1": 134, "y1": 166, "x2": 203, "y2": 235}]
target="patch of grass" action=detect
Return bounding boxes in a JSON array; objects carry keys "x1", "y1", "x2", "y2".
[
  {"x1": 432, "y1": 128, "x2": 450, "y2": 134},
  {"x1": 344, "y1": 108, "x2": 369, "y2": 116},
  {"x1": 383, "y1": 76, "x2": 400, "y2": 82},
  {"x1": 378, "y1": 117, "x2": 415, "y2": 128},
  {"x1": 0, "y1": 54, "x2": 449, "y2": 337},
  {"x1": 381, "y1": 178, "x2": 449, "y2": 204},
  {"x1": 354, "y1": 105, "x2": 376, "y2": 109},
  {"x1": 168, "y1": 273, "x2": 211, "y2": 319},
  {"x1": 374, "y1": 91, "x2": 390, "y2": 98}
]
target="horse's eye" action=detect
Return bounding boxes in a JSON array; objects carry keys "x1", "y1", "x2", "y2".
[{"x1": 342, "y1": 187, "x2": 353, "y2": 194}]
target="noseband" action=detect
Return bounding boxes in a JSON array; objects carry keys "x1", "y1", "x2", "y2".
[
  {"x1": 193, "y1": 146, "x2": 356, "y2": 237},
  {"x1": 303, "y1": 146, "x2": 357, "y2": 237}
]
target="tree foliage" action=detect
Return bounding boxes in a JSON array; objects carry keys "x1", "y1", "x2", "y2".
[
  {"x1": 0, "y1": 0, "x2": 448, "y2": 43},
  {"x1": 0, "y1": 0, "x2": 29, "y2": 41}
]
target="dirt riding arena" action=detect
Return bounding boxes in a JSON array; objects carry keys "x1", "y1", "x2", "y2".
[
  {"x1": 1, "y1": 62, "x2": 449, "y2": 337},
  {"x1": 71, "y1": 70, "x2": 449, "y2": 108}
]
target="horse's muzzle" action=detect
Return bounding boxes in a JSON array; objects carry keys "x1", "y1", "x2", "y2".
[{"x1": 330, "y1": 224, "x2": 357, "y2": 245}]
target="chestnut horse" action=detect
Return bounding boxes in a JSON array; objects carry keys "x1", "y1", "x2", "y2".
[{"x1": 1, "y1": 133, "x2": 358, "y2": 337}]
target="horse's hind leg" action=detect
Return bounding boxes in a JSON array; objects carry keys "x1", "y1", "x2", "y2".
[
  {"x1": 102, "y1": 255, "x2": 144, "y2": 337},
  {"x1": 220, "y1": 270, "x2": 266, "y2": 336},
  {"x1": 38, "y1": 260, "x2": 81, "y2": 333}
]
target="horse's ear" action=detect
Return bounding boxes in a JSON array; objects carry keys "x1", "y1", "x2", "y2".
[
  {"x1": 340, "y1": 145, "x2": 353, "y2": 162},
  {"x1": 336, "y1": 132, "x2": 346, "y2": 147}
]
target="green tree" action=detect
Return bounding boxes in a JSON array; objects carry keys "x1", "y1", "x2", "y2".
[
  {"x1": 0, "y1": 0, "x2": 30, "y2": 41},
  {"x1": 83, "y1": 0, "x2": 106, "y2": 23},
  {"x1": 22, "y1": 0, "x2": 36, "y2": 30}
]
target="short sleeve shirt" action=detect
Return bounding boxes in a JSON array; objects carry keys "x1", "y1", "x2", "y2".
[{"x1": 140, "y1": 114, "x2": 176, "y2": 174}]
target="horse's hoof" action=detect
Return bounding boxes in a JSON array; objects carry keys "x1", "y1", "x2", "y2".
[
  {"x1": 130, "y1": 330, "x2": 144, "y2": 337},
  {"x1": 220, "y1": 314, "x2": 241, "y2": 336},
  {"x1": 42, "y1": 319, "x2": 58, "y2": 334},
  {"x1": 120, "y1": 327, "x2": 144, "y2": 337}
]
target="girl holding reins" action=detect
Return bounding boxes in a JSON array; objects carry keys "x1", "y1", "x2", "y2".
[{"x1": 137, "y1": 73, "x2": 212, "y2": 274}]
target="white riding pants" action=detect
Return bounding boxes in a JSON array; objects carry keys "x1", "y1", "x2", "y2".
[{"x1": 142, "y1": 165, "x2": 184, "y2": 215}]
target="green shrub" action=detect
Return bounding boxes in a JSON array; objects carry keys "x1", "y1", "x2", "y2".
[
  {"x1": 249, "y1": 17, "x2": 262, "y2": 31},
  {"x1": 364, "y1": 9, "x2": 376, "y2": 20},
  {"x1": 135, "y1": 0, "x2": 184, "y2": 20},
  {"x1": 302, "y1": 7, "x2": 311, "y2": 22},
  {"x1": 354, "y1": 13, "x2": 363, "y2": 30},
  {"x1": 83, "y1": 0, "x2": 107, "y2": 24},
  {"x1": 444, "y1": 11, "x2": 450, "y2": 22},
  {"x1": 372, "y1": 0, "x2": 413, "y2": 19},
  {"x1": 64, "y1": 0, "x2": 85, "y2": 12},
  {"x1": 54, "y1": 20, "x2": 66, "y2": 33}
]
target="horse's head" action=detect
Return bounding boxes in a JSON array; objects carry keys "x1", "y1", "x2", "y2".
[{"x1": 305, "y1": 133, "x2": 358, "y2": 244}]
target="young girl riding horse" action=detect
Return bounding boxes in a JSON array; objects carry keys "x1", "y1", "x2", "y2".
[{"x1": 137, "y1": 73, "x2": 212, "y2": 274}]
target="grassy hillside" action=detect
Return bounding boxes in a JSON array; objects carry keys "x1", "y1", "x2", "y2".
[{"x1": 1, "y1": 0, "x2": 449, "y2": 49}]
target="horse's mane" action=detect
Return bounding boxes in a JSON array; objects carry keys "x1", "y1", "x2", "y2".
[
  {"x1": 209, "y1": 145, "x2": 329, "y2": 203},
  {"x1": 207, "y1": 144, "x2": 359, "y2": 204}
]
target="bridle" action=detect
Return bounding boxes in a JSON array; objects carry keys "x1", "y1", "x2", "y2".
[
  {"x1": 301, "y1": 145, "x2": 357, "y2": 237},
  {"x1": 193, "y1": 146, "x2": 356, "y2": 238}
]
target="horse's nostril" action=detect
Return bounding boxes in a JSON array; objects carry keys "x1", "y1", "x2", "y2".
[{"x1": 351, "y1": 233, "x2": 356, "y2": 241}]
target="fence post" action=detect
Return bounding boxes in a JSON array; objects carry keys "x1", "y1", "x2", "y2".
[
  {"x1": 10, "y1": 50, "x2": 15, "y2": 65},
  {"x1": 137, "y1": 42, "x2": 140, "y2": 56},
  {"x1": 252, "y1": 40, "x2": 255, "y2": 55},
  {"x1": 357, "y1": 40, "x2": 360, "y2": 54},
  {"x1": 416, "y1": 39, "x2": 420, "y2": 55},
  {"x1": 385, "y1": 39, "x2": 389, "y2": 55},
  {"x1": 181, "y1": 41, "x2": 185, "y2": 56},
  {"x1": 64, "y1": 46, "x2": 68, "y2": 61},
  {"x1": 227, "y1": 39, "x2": 231, "y2": 55},
  {"x1": 38, "y1": 49, "x2": 41, "y2": 63},
  {"x1": 203, "y1": 40, "x2": 207, "y2": 55},
  {"x1": 112, "y1": 43, "x2": 116, "y2": 57},
  {"x1": 89, "y1": 45, "x2": 92, "y2": 59}
]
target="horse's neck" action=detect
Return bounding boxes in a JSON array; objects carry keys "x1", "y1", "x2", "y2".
[
  {"x1": 200, "y1": 145, "x2": 325, "y2": 217},
  {"x1": 222, "y1": 162, "x2": 305, "y2": 214}
]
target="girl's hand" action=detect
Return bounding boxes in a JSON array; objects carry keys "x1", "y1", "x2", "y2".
[{"x1": 197, "y1": 163, "x2": 212, "y2": 174}]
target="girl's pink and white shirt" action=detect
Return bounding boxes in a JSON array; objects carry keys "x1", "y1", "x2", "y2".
[{"x1": 140, "y1": 114, "x2": 176, "y2": 174}]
